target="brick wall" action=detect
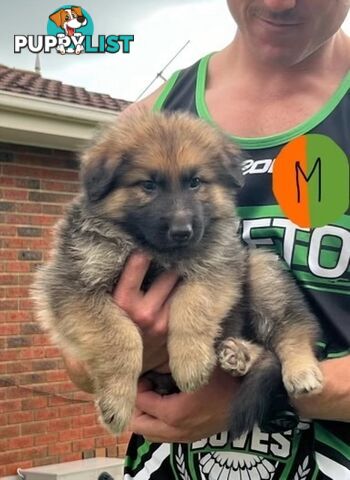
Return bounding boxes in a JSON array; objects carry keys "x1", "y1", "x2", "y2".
[{"x1": 0, "y1": 143, "x2": 130, "y2": 477}]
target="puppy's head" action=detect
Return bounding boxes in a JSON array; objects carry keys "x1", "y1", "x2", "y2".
[{"x1": 81, "y1": 109, "x2": 243, "y2": 254}]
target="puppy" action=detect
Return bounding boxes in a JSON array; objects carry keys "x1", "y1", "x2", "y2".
[
  {"x1": 49, "y1": 7, "x2": 87, "y2": 36},
  {"x1": 32, "y1": 110, "x2": 323, "y2": 438},
  {"x1": 49, "y1": 6, "x2": 87, "y2": 54}
]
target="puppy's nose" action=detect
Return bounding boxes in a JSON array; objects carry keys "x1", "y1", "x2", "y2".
[
  {"x1": 77, "y1": 16, "x2": 85, "y2": 22},
  {"x1": 168, "y1": 223, "x2": 193, "y2": 243}
]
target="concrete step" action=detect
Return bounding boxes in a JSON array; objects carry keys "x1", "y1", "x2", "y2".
[{"x1": 21, "y1": 458, "x2": 124, "y2": 480}]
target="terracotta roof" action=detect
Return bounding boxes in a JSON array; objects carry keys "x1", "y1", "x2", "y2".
[{"x1": 0, "y1": 64, "x2": 129, "y2": 112}]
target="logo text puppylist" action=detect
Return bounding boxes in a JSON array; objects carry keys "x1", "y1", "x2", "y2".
[{"x1": 14, "y1": 5, "x2": 134, "y2": 55}]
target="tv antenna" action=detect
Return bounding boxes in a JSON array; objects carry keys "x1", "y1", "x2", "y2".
[{"x1": 135, "y1": 40, "x2": 190, "y2": 101}]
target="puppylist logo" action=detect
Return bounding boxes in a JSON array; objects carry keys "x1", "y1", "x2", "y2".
[{"x1": 14, "y1": 5, "x2": 134, "y2": 55}]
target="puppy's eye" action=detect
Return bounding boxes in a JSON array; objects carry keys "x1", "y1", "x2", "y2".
[
  {"x1": 140, "y1": 180, "x2": 157, "y2": 193},
  {"x1": 189, "y1": 177, "x2": 201, "y2": 190},
  {"x1": 65, "y1": 14, "x2": 70, "y2": 20}
]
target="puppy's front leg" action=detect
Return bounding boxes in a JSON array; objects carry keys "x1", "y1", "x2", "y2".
[
  {"x1": 168, "y1": 279, "x2": 238, "y2": 392},
  {"x1": 60, "y1": 296, "x2": 142, "y2": 434}
]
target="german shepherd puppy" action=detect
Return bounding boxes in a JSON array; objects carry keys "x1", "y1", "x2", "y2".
[{"x1": 32, "y1": 109, "x2": 323, "y2": 438}]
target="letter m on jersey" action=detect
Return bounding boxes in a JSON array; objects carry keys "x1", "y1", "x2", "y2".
[{"x1": 272, "y1": 134, "x2": 349, "y2": 228}]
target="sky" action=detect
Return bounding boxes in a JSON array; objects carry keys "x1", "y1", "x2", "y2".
[{"x1": 2, "y1": 1, "x2": 350, "y2": 102}]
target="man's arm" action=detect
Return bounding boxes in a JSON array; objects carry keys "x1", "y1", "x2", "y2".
[{"x1": 293, "y1": 355, "x2": 350, "y2": 422}]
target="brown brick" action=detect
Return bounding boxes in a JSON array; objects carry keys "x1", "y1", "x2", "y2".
[
  {"x1": 7, "y1": 360, "x2": 33, "y2": 373},
  {"x1": 21, "y1": 446, "x2": 48, "y2": 461},
  {"x1": 6, "y1": 262, "x2": 31, "y2": 272},
  {"x1": 59, "y1": 428, "x2": 83, "y2": 442},
  {"x1": 8, "y1": 436, "x2": 34, "y2": 449},
  {"x1": 22, "y1": 397, "x2": 48, "y2": 410},
  {"x1": 0, "y1": 450, "x2": 22, "y2": 466},
  {"x1": 6, "y1": 286, "x2": 30, "y2": 298},
  {"x1": 21, "y1": 323, "x2": 42, "y2": 335},
  {"x1": 18, "y1": 227, "x2": 42, "y2": 237},
  {"x1": 17, "y1": 372, "x2": 47, "y2": 385},
  {"x1": 0, "y1": 151, "x2": 14, "y2": 162},
  {"x1": 32, "y1": 359, "x2": 58, "y2": 371},
  {"x1": 42, "y1": 180, "x2": 80, "y2": 193},
  {"x1": 0, "y1": 324, "x2": 20, "y2": 335},
  {"x1": 0, "y1": 225, "x2": 16, "y2": 236},
  {"x1": 2, "y1": 189, "x2": 28, "y2": 201},
  {"x1": 48, "y1": 418, "x2": 71, "y2": 431},
  {"x1": 117, "y1": 444, "x2": 128, "y2": 457},
  {"x1": 21, "y1": 421, "x2": 47, "y2": 435},
  {"x1": 72, "y1": 438, "x2": 95, "y2": 452},
  {"x1": 34, "y1": 432, "x2": 59, "y2": 446},
  {"x1": 0, "y1": 425, "x2": 20, "y2": 438},
  {"x1": 35, "y1": 408, "x2": 59, "y2": 421},
  {"x1": 48, "y1": 442, "x2": 72, "y2": 456},
  {"x1": 0, "y1": 202, "x2": 15, "y2": 211},
  {"x1": 0, "y1": 350, "x2": 20, "y2": 361},
  {"x1": 95, "y1": 448, "x2": 106, "y2": 457},
  {"x1": 17, "y1": 203, "x2": 42, "y2": 213},
  {"x1": 83, "y1": 449, "x2": 95, "y2": 459},
  {"x1": 2, "y1": 165, "x2": 78, "y2": 181},
  {"x1": 6, "y1": 311, "x2": 31, "y2": 322},
  {"x1": 18, "y1": 250, "x2": 43, "y2": 261},
  {"x1": 107, "y1": 446, "x2": 118, "y2": 457},
  {"x1": 15, "y1": 178, "x2": 40, "y2": 189},
  {"x1": 19, "y1": 347, "x2": 45, "y2": 359},
  {"x1": 29, "y1": 191, "x2": 75, "y2": 204},
  {"x1": 8, "y1": 410, "x2": 34, "y2": 424},
  {"x1": 7, "y1": 336, "x2": 32, "y2": 348},
  {"x1": 96, "y1": 436, "x2": 118, "y2": 448},
  {"x1": 0, "y1": 399, "x2": 21, "y2": 413},
  {"x1": 42, "y1": 204, "x2": 64, "y2": 215},
  {"x1": 71, "y1": 414, "x2": 96, "y2": 428},
  {"x1": 32, "y1": 456, "x2": 59, "y2": 467},
  {"x1": 0, "y1": 250, "x2": 17, "y2": 260},
  {"x1": 0, "y1": 274, "x2": 18, "y2": 285},
  {"x1": 6, "y1": 386, "x2": 33, "y2": 399}
]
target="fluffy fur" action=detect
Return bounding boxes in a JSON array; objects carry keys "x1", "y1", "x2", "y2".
[{"x1": 32, "y1": 109, "x2": 323, "y2": 438}]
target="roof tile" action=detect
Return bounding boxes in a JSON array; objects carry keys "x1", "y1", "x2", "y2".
[{"x1": 0, "y1": 64, "x2": 129, "y2": 112}]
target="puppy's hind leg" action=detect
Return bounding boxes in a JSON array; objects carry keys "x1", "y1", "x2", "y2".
[
  {"x1": 248, "y1": 249, "x2": 323, "y2": 399},
  {"x1": 218, "y1": 338, "x2": 264, "y2": 376}
]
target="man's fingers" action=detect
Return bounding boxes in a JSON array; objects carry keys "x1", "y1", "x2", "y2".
[
  {"x1": 113, "y1": 253, "x2": 151, "y2": 306},
  {"x1": 130, "y1": 413, "x2": 181, "y2": 442},
  {"x1": 135, "y1": 389, "x2": 186, "y2": 424},
  {"x1": 143, "y1": 271, "x2": 179, "y2": 310}
]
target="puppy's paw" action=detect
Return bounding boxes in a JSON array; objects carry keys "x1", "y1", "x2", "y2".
[
  {"x1": 218, "y1": 338, "x2": 259, "y2": 376},
  {"x1": 283, "y1": 363, "x2": 323, "y2": 398},
  {"x1": 96, "y1": 387, "x2": 134, "y2": 435},
  {"x1": 170, "y1": 345, "x2": 216, "y2": 392}
]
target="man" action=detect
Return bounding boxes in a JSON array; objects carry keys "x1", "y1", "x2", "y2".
[{"x1": 66, "y1": 1, "x2": 350, "y2": 478}]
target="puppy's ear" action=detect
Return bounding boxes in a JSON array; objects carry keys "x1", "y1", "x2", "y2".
[
  {"x1": 72, "y1": 6, "x2": 84, "y2": 17},
  {"x1": 80, "y1": 153, "x2": 129, "y2": 203},
  {"x1": 49, "y1": 9, "x2": 65, "y2": 27},
  {"x1": 218, "y1": 136, "x2": 244, "y2": 190}
]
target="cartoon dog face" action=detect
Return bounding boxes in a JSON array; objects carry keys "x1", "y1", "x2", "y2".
[{"x1": 49, "y1": 6, "x2": 87, "y2": 36}]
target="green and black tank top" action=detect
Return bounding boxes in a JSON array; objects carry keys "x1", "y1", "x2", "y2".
[{"x1": 124, "y1": 53, "x2": 350, "y2": 480}]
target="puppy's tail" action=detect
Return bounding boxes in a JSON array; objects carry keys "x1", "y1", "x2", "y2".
[{"x1": 228, "y1": 351, "x2": 297, "y2": 440}]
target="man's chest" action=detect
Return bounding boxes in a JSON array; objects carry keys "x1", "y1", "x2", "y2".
[{"x1": 205, "y1": 88, "x2": 333, "y2": 138}]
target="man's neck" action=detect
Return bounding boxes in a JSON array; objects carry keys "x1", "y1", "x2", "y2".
[{"x1": 213, "y1": 31, "x2": 350, "y2": 95}]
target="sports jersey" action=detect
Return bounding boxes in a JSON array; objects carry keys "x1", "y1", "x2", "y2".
[{"x1": 124, "y1": 53, "x2": 350, "y2": 480}]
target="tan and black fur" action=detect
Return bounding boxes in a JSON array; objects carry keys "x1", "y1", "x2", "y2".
[{"x1": 32, "y1": 109, "x2": 323, "y2": 438}]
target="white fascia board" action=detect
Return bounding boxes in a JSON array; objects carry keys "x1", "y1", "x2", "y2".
[{"x1": 0, "y1": 90, "x2": 121, "y2": 151}]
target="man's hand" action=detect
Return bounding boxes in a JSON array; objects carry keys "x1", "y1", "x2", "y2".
[
  {"x1": 63, "y1": 252, "x2": 179, "y2": 389},
  {"x1": 130, "y1": 367, "x2": 240, "y2": 443},
  {"x1": 113, "y1": 252, "x2": 179, "y2": 373}
]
